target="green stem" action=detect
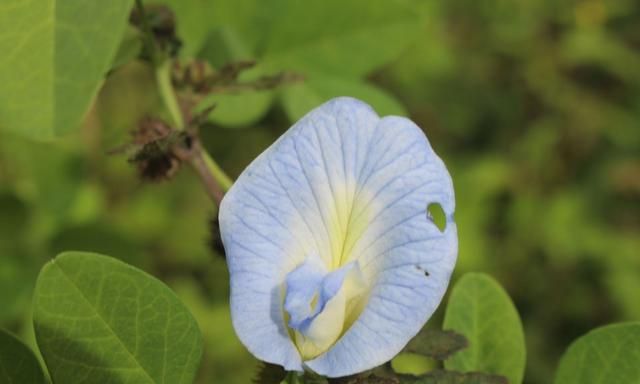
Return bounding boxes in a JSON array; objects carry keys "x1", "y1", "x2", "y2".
[
  {"x1": 137, "y1": 0, "x2": 181, "y2": 129},
  {"x1": 202, "y1": 150, "x2": 233, "y2": 192},
  {"x1": 137, "y1": 0, "x2": 232, "y2": 198},
  {"x1": 156, "y1": 61, "x2": 184, "y2": 130}
]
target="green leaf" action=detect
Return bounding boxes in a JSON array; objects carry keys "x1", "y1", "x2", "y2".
[
  {"x1": 554, "y1": 322, "x2": 640, "y2": 384},
  {"x1": 33, "y1": 251, "x2": 203, "y2": 384},
  {"x1": 0, "y1": 0, "x2": 133, "y2": 139},
  {"x1": 443, "y1": 273, "x2": 526, "y2": 384},
  {"x1": 157, "y1": 0, "x2": 264, "y2": 57},
  {"x1": 199, "y1": 27, "x2": 255, "y2": 68},
  {"x1": 159, "y1": 0, "x2": 419, "y2": 77},
  {"x1": 281, "y1": 73, "x2": 407, "y2": 122},
  {"x1": 261, "y1": 0, "x2": 421, "y2": 78},
  {"x1": 405, "y1": 329, "x2": 469, "y2": 361},
  {"x1": 0, "y1": 328, "x2": 47, "y2": 384},
  {"x1": 198, "y1": 91, "x2": 274, "y2": 128},
  {"x1": 197, "y1": 27, "x2": 275, "y2": 128},
  {"x1": 111, "y1": 26, "x2": 143, "y2": 71},
  {"x1": 399, "y1": 370, "x2": 508, "y2": 384}
]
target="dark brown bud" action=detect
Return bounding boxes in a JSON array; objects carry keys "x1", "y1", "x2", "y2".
[
  {"x1": 130, "y1": 141, "x2": 181, "y2": 182},
  {"x1": 128, "y1": 117, "x2": 181, "y2": 182},
  {"x1": 130, "y1": 3, "x2": 182, "y2": 58}
]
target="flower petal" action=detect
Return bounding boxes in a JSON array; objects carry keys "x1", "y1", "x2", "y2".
[
  {"x1": 218, "y1": 97, "x2": 457, "y2": 376},
  {"x1": 284, "y1": 258, "x2": 326, "y2": 330},
  {"x1": 285, "y1": 259, "x2": 365, "y2": 359}
]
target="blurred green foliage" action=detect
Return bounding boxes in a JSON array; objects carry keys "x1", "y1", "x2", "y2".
[{"x1": 0, "y1": 0, "x2": 638, "y2": 383}]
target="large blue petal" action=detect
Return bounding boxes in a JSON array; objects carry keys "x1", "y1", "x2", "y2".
[{"x1": 218, "y1": 97, "x2": 457, "y2": 376}]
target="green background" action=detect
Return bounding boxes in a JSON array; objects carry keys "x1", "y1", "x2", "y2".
[{"x1": 0, "y1": 0, "x2": 639, "y2": 383}]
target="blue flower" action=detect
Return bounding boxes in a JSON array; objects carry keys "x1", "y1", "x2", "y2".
[{"x1": 219, "y1": 97, "x2": 457, "y2": 377}]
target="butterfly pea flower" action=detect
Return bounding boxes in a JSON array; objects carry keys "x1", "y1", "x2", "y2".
[{"x1": 219, "y1": 97, "x2": 457, "y2": 377}]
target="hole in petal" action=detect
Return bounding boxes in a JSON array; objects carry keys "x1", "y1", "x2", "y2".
[{"x1": 426, "y1": 202, "x2": 446, "y2": 232}]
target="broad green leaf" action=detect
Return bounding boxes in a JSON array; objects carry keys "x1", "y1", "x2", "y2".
[
  {"x1": 0, "y1": 0, "x2": 133, "y2": 139},
  {"x1": 0, "y1": 329, "x2": 47, "y2": 384},
  {"x1": 443, "y1": 273, "x2": 526, "y2": 384},
  {"x1": 157, "y1": 0, "x2": 264, "y2": 57},
  {"x1": 159, "y1": 0, "x2": 420, "y2": 78},
  {"x1": 199, "y1": 91, "x2": 274, "y2": 128},
  {"x1": 281, "y1": 74, "x2": 407, "y2": 122},
  {"x1": 157, "y1": 0, "x2": 415, "y2": 128},
  {"x1": 405, "y1": 329, "x2": 469, "y2": 361},
  {"x1": 198, "y1": 31, "x2": 274, "y2": 127},
  {"x1": 260, "y1": 0, "x2": 421, "y2": 78},
  {"x1": 199, "y1": 27, "x2": 255, "y2": 68},
  {"x1": 554, "y1": 322, "x2": 640, "y2": 384},
  {"x1": 33, "y1": 251, "x2": 203, "y2": 384}
]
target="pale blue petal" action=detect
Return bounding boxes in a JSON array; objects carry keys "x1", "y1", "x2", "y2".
[
  {"x1": 284, "y1": 258, "x2": 325, "y2": 330},
  {"x1": 285, "y1": 259, "x2": 358, "y2": 332},
  {"x1": 218, "y1": 97, "x2": 457, "y2": 376},
  {"x1": 320, "y1": 262, "x2": 356, "y2": 305}
]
